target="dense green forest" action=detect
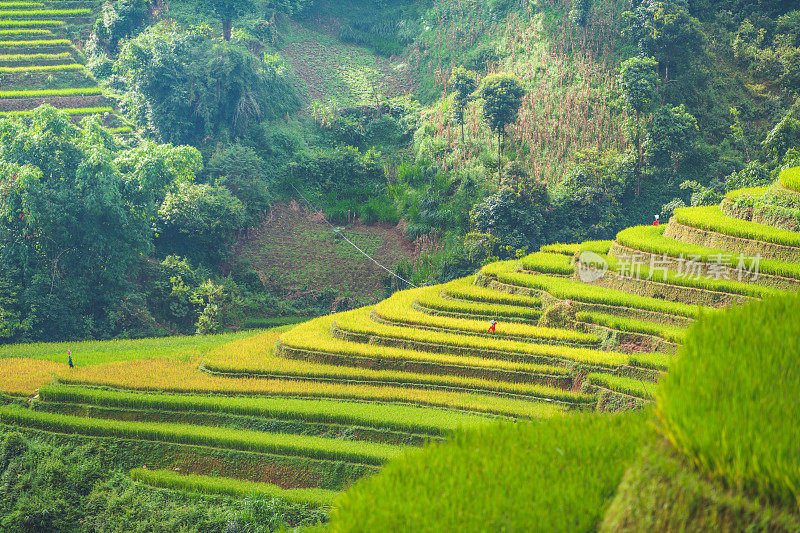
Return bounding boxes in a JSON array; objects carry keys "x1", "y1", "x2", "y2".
[{"x1": 1, "y1": 0, "x2": 798, "y2": 342}]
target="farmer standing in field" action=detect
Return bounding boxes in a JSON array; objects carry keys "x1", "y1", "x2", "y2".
[
  {"x1": 68, "y1": 350, "x2": 73, "y2": 369},
  {"x1": 489, "y1": 320, "x2": 497, "y2": 333}
]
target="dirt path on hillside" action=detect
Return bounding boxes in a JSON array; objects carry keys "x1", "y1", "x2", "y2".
[{"x1": 233, "y1": 202, "x2": 416, "y2": 308}]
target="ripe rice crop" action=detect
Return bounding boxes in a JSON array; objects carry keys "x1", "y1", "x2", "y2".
[
  {"x1": 416, "y1": 288, "x2": 542, "y2": 321},
  {"x1": 0, "y1": 51, "x2": 70, "y2": 61},
  {"x1": 657, "y1": 292, "x2": 800, "y2": 508},
  {"x1": 0, "y1": 2, "x2": 46, "y2": 6},
  {"x1": 0, "y1": 357, "x2": 64, "y2": 396},
  {"x1": 724, "y1": 186, "x2": 769, "y2": 200},
  {"x1": 0, "y1": 404, "x2": 403, "y2": 465},
  {"x1": 59, "y1": 359, "x2": 568, "y2": 418},
  {"x1": 575, "y1": 311, "x2": 686, "y2": 344},
  {"x1": 0, "y1": 19, "x2": 63, "y2": 26},
  {"x1": 539, "y1": 242, "x2": 582, "y2": 255},
  {"x1": 519, "y1": 251, "x2": 575, "y2": 275},
  {"x1": 0, "y1": 28, "x2": 49, "y2": 35},
  {"x1": 0, "y1": 106, "x2": 113, "y2": 116},
  {"x1": 0, "y1": 86, "x2": 101, "y2": 98},
  {"x1": 673, "y1": 205, "x2": 800, "y2": 249},
  {"x1": 585, "y1": 373, "x2": 657, "y2": 400},
  {"x1": 0, "y1": 38, "x2": 69, "y2": 46},
  {"x1": 481, "y1": 261, "x2": 700, "y2": 319},
  {"x1": 335, "y1": 307, "x2": 619, "y2": 367},
  {"x1": 615, "y1": 224, "x2": 800, "y2": 281},
  {"x1": 441, "y1": 276, "x2": 542, "y2": 308},
  {"x1": 374, "y1": 288, "x2": 583, "y2": 342},
  {"x1": 0, "y1": 63, "x2": 82, "y2": 73},
  {"x1": 39, "y1": 385, "x2": 499, "y2": 435},
  {"x1": 205, "y1": 331, "x2": 582, "y2": 403},
  {"x1": 779, "y1": 166, "x2": 800, "y2": 192},
  {"x1": 280, "y1": 315, "x2": 583, "y2": 382},
  {"x1": 0, "y1": 8, "x2": 90, "y2": 16},
  {"x1": 130, "y1": 469, "x2": 338, "y2": 507}
]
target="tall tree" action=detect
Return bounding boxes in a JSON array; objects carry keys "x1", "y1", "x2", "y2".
[
  {"x1": 449, "y1": 67, "x2": 478, "y2": 145},
  {"x1": 477, "y1": 73, "x2": 526, "y2": 183},
  {"x1": 645, "y1": 104, "x2": 699, "y2": 177},
  {"x1": 619, "y1": 55, "x2": 658, "y2": 194},
  {"x1": 207, "y1": 0, "x2": 253, "y2": 41}
]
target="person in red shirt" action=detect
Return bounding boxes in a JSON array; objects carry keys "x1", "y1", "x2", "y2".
[
  {"x1": 653, "y1": 214, "x2": 660, "y2": 226},
  {"x1": 489, "y1": 320, "x2": 497, "y2": 332}
]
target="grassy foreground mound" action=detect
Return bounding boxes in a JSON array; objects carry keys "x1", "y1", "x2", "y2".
[
  {"x1": 656, "y1": 292, "x2": 800, "y2": 508},
  {"x1": 328, "y1": 411, "x2": 649, "y2": 532}
]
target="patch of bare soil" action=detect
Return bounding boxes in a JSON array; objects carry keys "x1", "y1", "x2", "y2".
[{"x1": 233, "y1": 203, "x2": 416, "y2": 308}]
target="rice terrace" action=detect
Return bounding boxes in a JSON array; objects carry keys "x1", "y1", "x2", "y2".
[{"x1": 0, "y1": 0, "x2": 799, "y2": 531}]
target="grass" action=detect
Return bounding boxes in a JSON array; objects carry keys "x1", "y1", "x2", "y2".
[
  {"x1": 0, "y1": 86, "x2": 101, "y2": 98},
  {"x1": 130, "y1": 469, "x2": 339, "y2": 507},
  {"x1": 585, "y1": 373, "x2": 657, "y2": 400},
  {"x1": 334, "y1": 307, "x2": 620, "y2": 368},
  {"x1": 0, "y1": 106, "x2": 112, "y2": 115},
  {"x1": 520, "y1": 251, "x2": 575, "y2": 275},
  {"x1": 482, "y1": 261, "x2": 701, "y2": 319},
  {"x1": 778, "y1": 166, "x2": 800, "y2": 192},
  {"x1": 673, "y1": 205, "x2": 800, "y2": 249},
  {"x1": 615, "y1": 224, "x2": 800, "y2": 281},
  {"x1": 39, "y1": 385, "x2": 500, "y2": 436},
  {"x1": 59, "y1": 359, "x2": 569, "y2": 419},
  {"x1": 575, "y1": 311, "x2": 686, "y2": 344},
  {"x1": 657, "y1": 292, "x2": 800, "y2": 508},
  {"x1": 328, "y1": 411, "x2": 650, "y2": 532},
  {"x1": 0, "y1": 357, "x2": 65, "y2": 396},
  {"x1": 0, "y1": 404, "x2": 404, "y2": 465}
]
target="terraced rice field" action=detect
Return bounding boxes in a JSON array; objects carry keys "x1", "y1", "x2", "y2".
[
  {"x1": 2, "y1": 167, "x2": 800, "y2": 508},
  {"x1": 0, "y1": 0, "x2": 131, "y2": 131}
]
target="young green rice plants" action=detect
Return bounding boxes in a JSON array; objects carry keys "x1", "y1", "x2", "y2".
[
  {"x1": 539, "y1": 242, "x2": 582, "y2": 255},
  {"x1": 672, "y1": 205, "x2": 800, "y2": 249},
  {"x1": 0, "y1": 404, "x2": 404, "y2": 465},
  {"x1": 0, "y1": 86, "x2": 102, "y2": 98},
  {"x1": 39, "y1": 385, "x2": 501, "y2": 436},
  {"x1": 0, "y1": 106, "x2": 113, "y2": 116},
  {"x1": 657, "y1": 292, "x2": 800, "y2": 508},
  {"x1": 615, "y1": 224, "x2": 800, "y2": 281},
  {"x1": 415, "y1": 286, "x2": 542, "y2": 321},
  {"x1": 599, "y1": 251, "x2": 778, "y2": 299},
  {"x1": 59, "y1": 358, "x2": 570, "y2": 419},
  {"x1": 130, "y1": 469, "x2": 339, "y2": 507},
  {"x1": 280, "y1": 315, "x2": 580, "y2": 383},
  {"x1": 585, "y1": 373, "x2": 657, "y2": 400},
  {"x1": 778, "y1": 165, "x2": 800, "y2": 192},
  {"x1": 440, "y1": 276, "x2": 542, "y2": 308},
  {"x1": 575, "y1": 311, "x2": 686, "y2": 344},
  {"x1": 334, "y1": 307, "x2": 623, "y2": 369},
  {"x1": 519, "y1": 251, "x2": 575, "y2": 275},
  {"x1": 328, "y1": 411, "x2": 650, "y2": 532},
  {"x1": 481, "y1": 261, "x2": 701, "y2": 319}
]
